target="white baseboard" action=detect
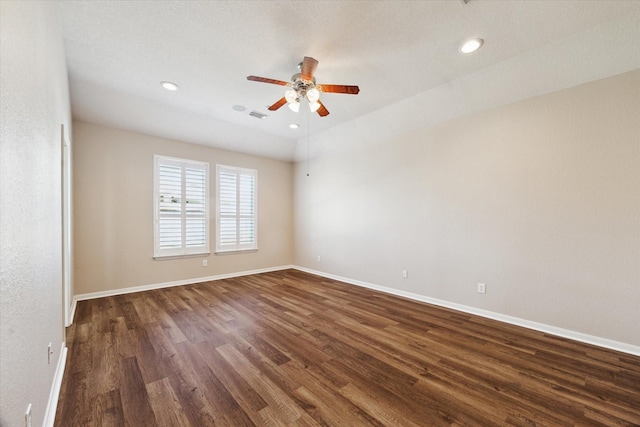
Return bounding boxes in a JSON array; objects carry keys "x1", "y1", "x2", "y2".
[
  {"x1": 43, "y1": 342, "x2": 67, "y2": 427},
  {"x1": 68, "y1": 298, "x2": 77, "y2": 326},
  {"x1": 72, "y1": 265, "x2": 295, "y2": 305},
  {"x1": 293, "y1": 266, "x2": 640, "y2": 357}
]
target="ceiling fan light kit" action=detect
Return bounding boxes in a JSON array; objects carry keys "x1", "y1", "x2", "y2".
[{"x1": 247, "y1": 56, "x2": 360, "y2": 117}]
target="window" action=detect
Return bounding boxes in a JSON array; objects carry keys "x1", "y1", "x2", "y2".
[
  {"x1": 216, "y1": 164, "x2": 257, "y2": 253},
  {"x1": 154, "y1": 156, "x2": 209, "y2": 258}
]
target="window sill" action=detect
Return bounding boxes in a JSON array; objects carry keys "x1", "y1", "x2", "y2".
[
  {"x1": 153, "y1": 252, "x2": 210, "y2": 260},
  {"x1": 214, "y1": 249, "x2": 258, "y2": 255}
]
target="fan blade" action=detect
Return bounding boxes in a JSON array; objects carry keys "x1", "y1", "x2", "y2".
[
  {"x1": 319, "y1": 84, "x2": 360, "y2": 95},
  {"x1": 268, "y1": 97, "x2": 287, "y2": 111},
  {"x1": 247, "y1": 75, "x2": 289, "y2": 86},
  {"x1": 301, "y1": 57, "x2": 318, "y2": 82},
  {"x1": 316, "y1": 100, "x2": 329, "y2": 117}
]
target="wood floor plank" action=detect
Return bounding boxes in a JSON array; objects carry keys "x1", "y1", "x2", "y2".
[
  {"x1": 216, "y1": 343, "x2": 317, "y2": 425},
  {"x1": 92, "y1": 389, "x2": 126, "y2": 426},
  {"x1": 56, "y1": 269, "x2": 640, "y2": 426},
  {"x1": 174, "y1": 340, "x2": 255, "y2": 425},
  {"x1": 115, "y1": 295, "x2": 144, "y2": 331},
  {"x1": 339, "y1": 382, "x2": 423, "y2": 427},
  {"x1": 120, "y1": 356, "x2": 158, "y2": 426},
  {"x1": 194, "y1": 339, "x2": 269, "y2": 418},
  {"x1": 293, "y1": 380, "x2": 382, "y2": 426},
  {"x1": 88, "y1": 329, "x2": 120, "y2": 397},
  {"x1": 129, "y1": 327, "x2": 166, "y2": 384},
  {"x1": 145, "y1": 377, "x2": 192, "y2": 427},
  {"x1": 156, "y1": 339, "x2": 222, "y2": 426},
  {"x1": 55, "y1": 370, "x2": 91, "y2": 426}
]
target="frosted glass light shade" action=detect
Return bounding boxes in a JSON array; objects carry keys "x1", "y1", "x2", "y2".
[
  {"x1": 307, "y1": 88, "x2": 320, "y2": 103},
  {"x1": 288, "y1": 101, "x2": 300, "y2": 112},
  {"x1": 285, "y1": 89, "x2": 297, "y2": 104},
  {"x1": 309, "y1": 101, "x2": 321, "y2": 112}
]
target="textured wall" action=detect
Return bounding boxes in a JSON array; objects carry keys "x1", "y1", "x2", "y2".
[
  {"x1": 294, "y1": 71, "x2": 640, "y2": 347},
  {"x1": 0, "y1": 2, "x2": 71, "y2": 426},
  {"x1": 73, "y1": 121, "x2": 294, "y2": 296}
]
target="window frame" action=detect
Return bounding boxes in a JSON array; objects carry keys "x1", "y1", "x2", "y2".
[
  {"x1": 215, "y1": 164, "x2": 258, "y2": 254},
  {"x1": 153, "y1": 155, "x2": 210, "y2": 259}
]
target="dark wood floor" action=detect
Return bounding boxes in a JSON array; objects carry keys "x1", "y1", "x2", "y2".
[{"x1": 55, "y1": 269, "x2": 640, "y2": 426}]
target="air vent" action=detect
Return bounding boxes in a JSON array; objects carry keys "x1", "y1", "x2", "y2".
[{"x1": 249, "y1": 111, "x2": 269, "y2": 120}]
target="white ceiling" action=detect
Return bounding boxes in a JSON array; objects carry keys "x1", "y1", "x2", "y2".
[{"x1": 57, "y1": 1, "x2": 640, "y2": 162}]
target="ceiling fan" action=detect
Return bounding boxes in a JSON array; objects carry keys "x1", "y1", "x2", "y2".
[{"x1": 247, "y1": 56, "x2": 360, "y2": 117}]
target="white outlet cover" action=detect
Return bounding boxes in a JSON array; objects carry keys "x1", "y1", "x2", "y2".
[{"x1": 477, "y1": 283, "x2": 486, "y2": 294}]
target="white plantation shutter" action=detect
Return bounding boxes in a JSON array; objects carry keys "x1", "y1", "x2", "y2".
[
  {"x1": 216, "y1": 165, "x2": 257, "y2": 252},
  {"x1": 154, "y1": 156, "x2": 209, "y2": 258}
]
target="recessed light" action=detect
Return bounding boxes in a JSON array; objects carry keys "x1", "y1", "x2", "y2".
[
  {"x1": 460, "y1": 38, "x2": 483, "y2": 54},
  {"x1": 232, "y1": 105, "x2": 247, "y2": 112},
  {"x1": 289, "y1": 123, "x2": 299, "y2": 129},
  {"x1": 160, "y1": 81, "x2": 179, "y2": 91}
]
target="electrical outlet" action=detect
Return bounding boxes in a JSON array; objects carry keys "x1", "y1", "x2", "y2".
[
  {"x1": 401, "y1": 270, "x2": 408, "y2": 278},
  {"x1": 47, "y1": 343, "x2": 52, "y2": 364},
  {"x1": 316, "y1": 255, "x2": 321, "y2": 262},
  {"x1": 477, "y1": 283, "x2": 486, "y2": 294},
  {"x1": 202, "y1": 259, "x2": 207, "y2": 267},
  {"x1": 25, "y1": 404, "x2": 32, "y2": 427}
]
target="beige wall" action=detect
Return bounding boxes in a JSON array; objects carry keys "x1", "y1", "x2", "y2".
[
  {"x1": 73, "y1": 121, "x2": 293, "y2": 295},
  {"x1": 0, "y1": 2, "x2": 71, "y2": 426},
  {"x1": 294, "y1": 70, "x2": 640, "y2": 346}
]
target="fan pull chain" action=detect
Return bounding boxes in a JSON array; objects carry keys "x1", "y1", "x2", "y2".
[{"x1": 306, "y1": 111, "x2": 310, "y2": 177}]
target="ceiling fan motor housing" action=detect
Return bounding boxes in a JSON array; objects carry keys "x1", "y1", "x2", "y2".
[{"x1": 291, "y1": 73, "x2": 318, "y2": 96}]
